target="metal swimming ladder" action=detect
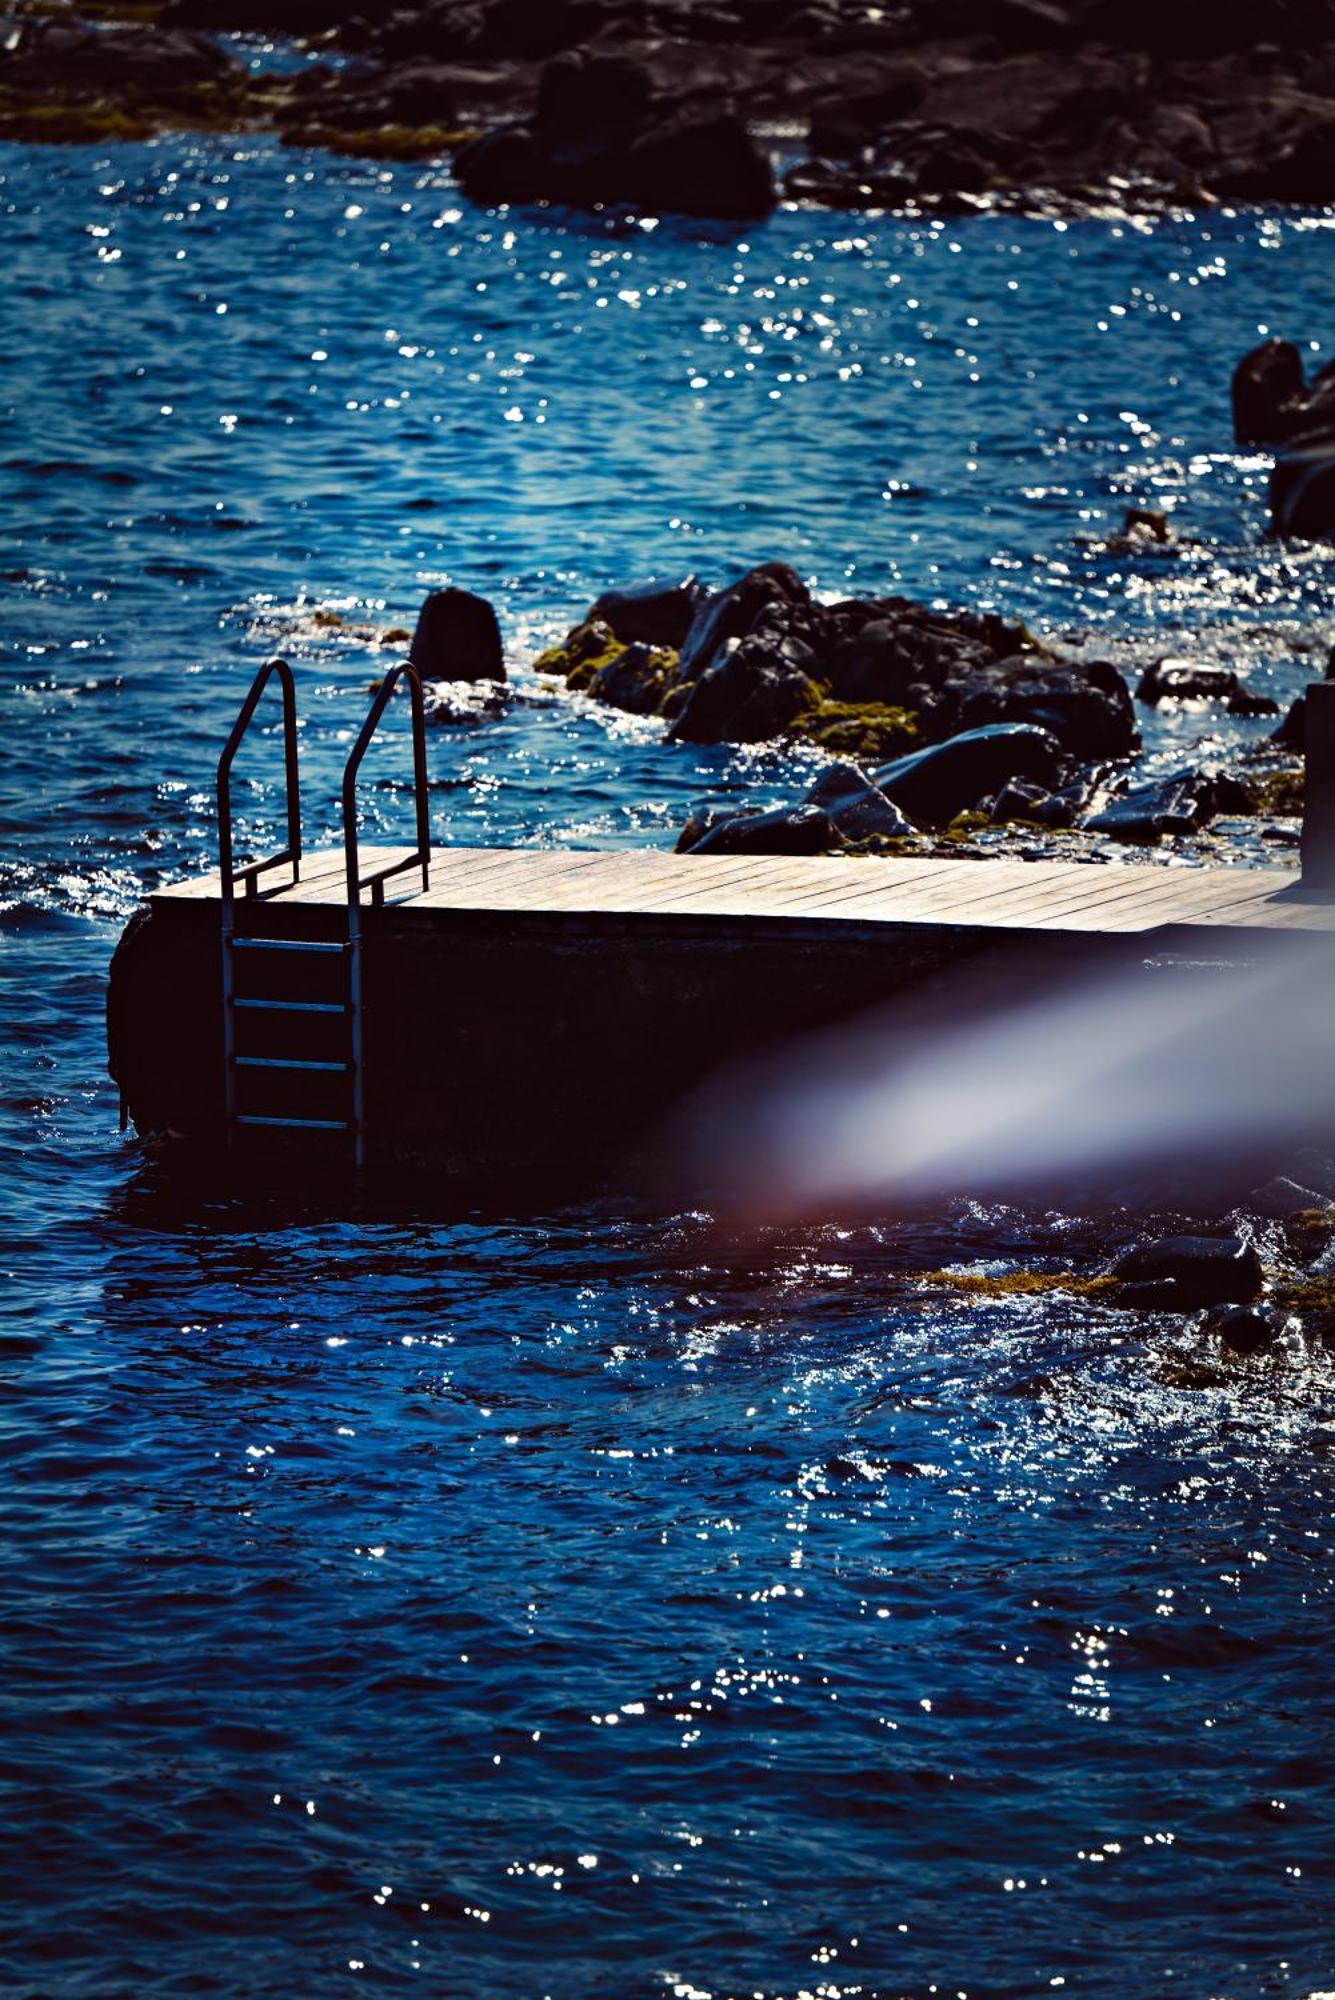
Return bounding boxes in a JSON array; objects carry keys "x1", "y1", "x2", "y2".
[{"x1": 216, "y1": 659, "x2": 430, "y2": 1169}]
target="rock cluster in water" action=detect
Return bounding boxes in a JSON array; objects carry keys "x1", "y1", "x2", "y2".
[
  {"x1": 4, "y1": 0, "x2": 1335, "y2": 217},
  {"x1": 531, "y1": 561, "x2": 1291, "y2": 855}
]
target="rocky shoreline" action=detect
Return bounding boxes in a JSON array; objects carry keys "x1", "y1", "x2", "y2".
[
  {"x1": 4, "y1": 0, "x2": 1335, "y2": 219},
  {"x1": 507, "y1": 548, "x2": 1303, "y2": 860}
]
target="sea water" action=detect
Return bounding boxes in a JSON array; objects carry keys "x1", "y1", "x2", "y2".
[{"x1": 2, "y1": 136, "x2": 1334, "y2": 1996}]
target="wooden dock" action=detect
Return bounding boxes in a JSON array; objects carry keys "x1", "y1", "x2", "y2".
[
  {"x1": 108, "y1": 843, "x2": 1335, "y2": 1190},
  {"x1": 151, "y1": 843, "x2": 1333, "y2": 936}
]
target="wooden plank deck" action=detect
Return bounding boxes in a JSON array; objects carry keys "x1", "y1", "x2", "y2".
[
  {"x1": 119, "y1": 844, "x2": 1335, "y2": 1182},
  {"x1": 153, "y1": 844, "x2": 1335, "y2": 938}
]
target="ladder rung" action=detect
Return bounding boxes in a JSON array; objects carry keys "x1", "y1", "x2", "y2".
[
  {"x1": 230, "y1": 937, "x2": 347, "y2": 955},
  {"x1": 235, "y1": 1056, "x2": 348, "y2": 1073},
  {"x1": 236, "y1": 1114, "x2": 351, "y2": 1131},
  {"x1": 234, "y1": 998, "x2": 345, "y2": 1015}
]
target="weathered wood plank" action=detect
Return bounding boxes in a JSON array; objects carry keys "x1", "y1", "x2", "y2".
[{"x1": 150, "y1": 843, "x2": 1324, "y2": 944}]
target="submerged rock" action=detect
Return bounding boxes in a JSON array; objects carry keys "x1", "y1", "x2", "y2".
[
  {"x1": 411, "y1": 588, "x2": 506, "y2": 683},
  {"x1": 1205, "y1": 1304, "x2": 1282, "y2": 1356},
  {"x1": 873, "y1": 723, "x2": 1067, "y2": 826},
  {"x1": 1109, "y1": 1233, "x2": 1265, "y2": 1309}
]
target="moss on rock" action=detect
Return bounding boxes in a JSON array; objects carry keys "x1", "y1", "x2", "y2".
[
  {"x1": 789, "y1": 698, "x2": 919, "y2": 762},
  {"x1": 1240, "y1": 764, "x2": 1304, "y2": 816},
  {"x1": 279, "y1": 122, "x2": 474, "y2": 162},
  {"x1": 921, "y1": 1269, "x2": 1118, "y2": 1299}
]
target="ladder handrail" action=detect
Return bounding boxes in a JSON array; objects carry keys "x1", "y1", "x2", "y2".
[
  {"x1": 341, "y1": 663, "x2": 431, "y2": 908},
  {"x1": 217, "y1": 657, "x2": 302, "y2": 904}
]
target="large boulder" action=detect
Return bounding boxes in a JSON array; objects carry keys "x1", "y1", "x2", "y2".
[
  {"x1": 589, "y1": 576, "x2": 706, "y2": 649},
  {"x1": 455, "y1": 50, "x2": 777, "y2": 217},
  {"x1": 537, "y1": 563, "x2": 1135, "y2": 762},
  {"x1": 1108, "y1": 1234, "x2": 1265, "y2": 1309},
  {"x1": 410, "y1": 588, "x2": 506, "y2": 682},
  {"x1": 821, "y1": 610, "x2": 1135, "y2": 759},
  {"x1": 872, "y1": 722, "x2": 1068, "y2": 825},
  {"x1": 1, "y1": 18, "x2": 232, "y2": 99},
  {"x1": 676, "y1": 562, "x2": 810, "y2": 682},
  {"x1": 669, "y1": 618, "x2": 821, "y2": 744},
  {"x1": 1232, "y1": 337, "x2": 1314, "y2": 446}
]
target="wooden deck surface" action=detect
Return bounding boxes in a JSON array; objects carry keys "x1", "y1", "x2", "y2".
[{"x1": 152, "y1": 845, "x2": 1335, "y2": 937}]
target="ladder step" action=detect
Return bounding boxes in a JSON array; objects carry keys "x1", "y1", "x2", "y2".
[
  {"x1": 235, "y1": 1056, "x2": 349, "y2": 1073},
  {"x1": 230, "y1": 937, "x2": 348, "y2": 955},
  {"x1": 234, "y1": 998, "x2": 346, "y2": 1015},
  {"x1": 236, "y1": 1114, "x2": 352, "y2": 1131}
]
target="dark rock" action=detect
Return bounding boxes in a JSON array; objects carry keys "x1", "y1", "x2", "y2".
[
  {"x1": 1247, "y1": 1175, "x2": 1331, "y2": 1220},
  {"x1": 1271, "y1": 443, "x2": 1335, "y2": 542},
  {"x1": 808, "y1": 68, "x2": 926, "y2": 154},
  {"x1": 623, "y1": 106, "x2": 776, "y2": 218},
  {"x1": 1084, "y1": 767, "x2": 1248, "y2": 842},
  {"x1": 805, "y1": 761, "x2": 917, "y2": 841},
  {"x1": 453, "y1": 123, "x2": 544, "y2": 202},
  {"x1": 1207, "y1": 1304, "x2": 1281, "y2": 1356},
  {"x1": 685, "y1": 802, "x2": 844, "y2": 856},
  {"x1": 1, "y1": 18, "x2": 232, "y2": 98},
  {"x1": 953, "y1": 653, "x2": 1136, "y2": 760},
  {"x1": 987, "y1": 776, "x2": 1076, "y2": 827},
  {"x1": 588, "y1": 642, "x2": 674, "y2": 714},
  {"x1": 590, "y1": 576, "x2": 706, "y2": 649},
  {"x1": 535, "y1": 49, "x2": 655, "y2": 144},
  {"x1": 1108, "y1": 1234, "x2": 1265, "y2": 1309},
  {"x1": 676, "y1": 563, "x2": 810, "y2": 683},
  {"x1": 410, "y1": 588, "x2": 506, "y2": 682},
  {"x1": 455, "y1": 50, "x2": 776, "y2": 217},
  {"x1": 1120, "y1": 506, "x2": 1172, "y2": 544},
  {"x1": 1232, "y1": 337, "x2": 1311, "y2": 446},
  {"x1": 1136, "y1": 657, "x2": 1278, "y2": 716},
  {"x1": 820, "y1": 609, "x2": 1135, "y2": 760},
  {"x1": 1222, "y1": 115, "x2": 1335, "y2": 205},
  {"x1": 873, "y1": 722, "x2": 1067, "y2": 826},
  {"x1": 1232, "y1": 339, "x2": 1335, "y2": 542},
  {"x1": 669, "y1": 619, "x2": 820, "y2": 744}
]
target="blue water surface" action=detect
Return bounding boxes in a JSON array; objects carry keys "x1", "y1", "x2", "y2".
[{"x1": 2, "y1": 134, "x2": 1335, "y2": 1997}]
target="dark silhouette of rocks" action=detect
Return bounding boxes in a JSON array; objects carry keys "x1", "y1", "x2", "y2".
[
  {"x1": 1107, "y1": 1233, "x2": 1266, "y2": 1309},
  {"x1": 538, "y1": 564, "x2": 1137, "y2": 772},
  {"x1": 870, "y1": 721, "x2": 1068, "y2": 826},
  {"x1": 410, "y1": 589, "x2": 507, "y2": 683},
  {"x1": 6, "y1": 0, "x2": 1335, "y2": 218},
  {"x1": 456, "y1": 52, "x2": 775, "y2": 216}
]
